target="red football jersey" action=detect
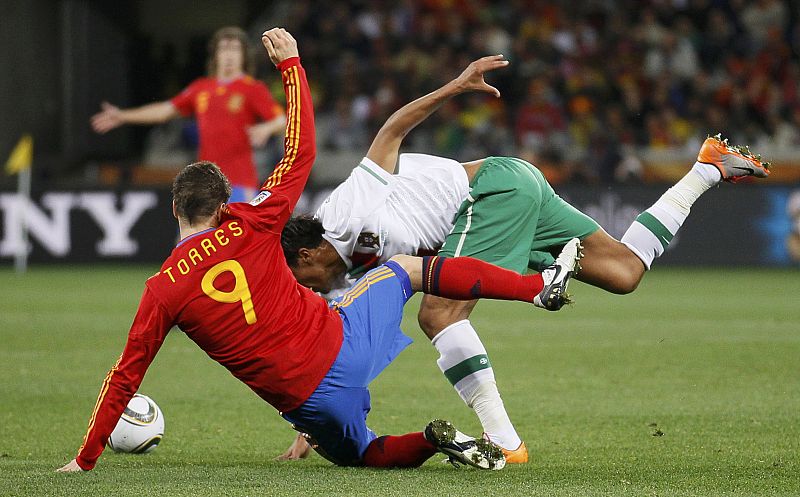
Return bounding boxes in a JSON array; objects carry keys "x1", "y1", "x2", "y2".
[
  {"x1": 75, "y1": 58, "x2": 342, "y2": 471},
  {"x1": 171, "y1": 75, "x2": 281, "y2": 188}
]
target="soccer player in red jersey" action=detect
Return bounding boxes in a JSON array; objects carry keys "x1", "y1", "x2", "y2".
[
  {"x1": 58, "y1": 29, "x2": 576, "y2": 473},
  {"x1": 91, "y1": 26, "x2": 286, "y2": 202}
]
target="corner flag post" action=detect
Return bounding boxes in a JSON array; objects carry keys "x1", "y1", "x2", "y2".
[{"x1": 5, "y1": 134, "x2": 33, "y2": 273}]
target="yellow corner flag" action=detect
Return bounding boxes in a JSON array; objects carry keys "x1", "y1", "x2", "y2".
[{"x1": 6, "y1": 134, "x2": 33, "y2": 175}]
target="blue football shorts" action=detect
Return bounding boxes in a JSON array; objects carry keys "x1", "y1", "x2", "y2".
[
  {"x1": 229, "y1": 185, "x2": 257, "y2": 203},
  {"x1": 281, "y1": 261, "x2": 414, "y2": 466}
]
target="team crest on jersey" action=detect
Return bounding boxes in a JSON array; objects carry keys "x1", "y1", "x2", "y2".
[
  {"x1": 227, "y1": 93, "x2": 244, "y2": 113},
  {"x1": 249, "y1": 190, "x2": 272, "y2": 206},
  {"x1": 357, "y1": 232, "x2": 380, "y2": 249}
]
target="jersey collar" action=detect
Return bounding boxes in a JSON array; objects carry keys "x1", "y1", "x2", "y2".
[{"x1": 176, "y1": 227, "x2": 216, "y2": 247}]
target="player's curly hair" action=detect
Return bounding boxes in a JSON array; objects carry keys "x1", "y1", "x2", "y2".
[
  {"x1": 281, "y1": 216, "x2": 325, "y2": 267},
  {"x1": 172, "y1": 161, "x2": 231, "y2": 225},
  {"x1": 207, "y1": 26, "x2": 255, "y2": 76}
]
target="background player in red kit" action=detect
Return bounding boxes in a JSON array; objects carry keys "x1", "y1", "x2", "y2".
[
  {"x1": 91, "y1": 26, "x2": 286, "y2": 202},
  {"x1": 58, "y1": 28, "x2": 578, "y2": 473}
]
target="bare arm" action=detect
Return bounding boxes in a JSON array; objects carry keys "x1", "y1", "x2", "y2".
[
  {"x1": 365, "y1": 55, "x2": 509, "y2": 173},
  {"x1": 91, "y1": 101, "x2": 180, "y2": 134},
  {"x1": 247, "y1": 114, "x2": 287, "y2": 148}
]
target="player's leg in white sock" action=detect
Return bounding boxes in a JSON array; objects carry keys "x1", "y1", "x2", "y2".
[
  {"x1": 431, "y1": 319, "x2": 522, "y2": 451},
  {"x1": 621, "y1": 162, "x2": 719, "y2": 268}
]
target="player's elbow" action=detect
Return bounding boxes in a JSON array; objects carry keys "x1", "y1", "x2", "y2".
[
  {"x1": 157, "y1": 103, "x2": 179, "y2": 123},
  {"x1": 374, "y1": 125, "x2": 405, "y2": 148}
]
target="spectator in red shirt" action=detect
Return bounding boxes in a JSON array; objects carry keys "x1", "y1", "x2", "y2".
[
  {"x1": 514, "y1": 78, "x2": 567, "y2": 154},
  {"x1": 91, "y1": 26, "x2": 286, "y2": 202}
]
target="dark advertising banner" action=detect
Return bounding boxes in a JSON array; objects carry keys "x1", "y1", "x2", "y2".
[
  {"x1": 1, "y1": 185, "x2": 799, "y2": 266},
  {"x1": 0, "y1": 189, "x2": 176, "y2": 263}
]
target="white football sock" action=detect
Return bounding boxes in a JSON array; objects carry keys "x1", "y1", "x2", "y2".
[
  {"x1": 621, "y1": 162, "x2": 718, "y2": 268},
  {"x1": 431, "y1": 319, "x2": 522, "y2": 450}
]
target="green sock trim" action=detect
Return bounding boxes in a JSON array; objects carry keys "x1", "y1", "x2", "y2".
[
  {"x1": 444, "y1": 354, "x2": 491, "y2": 385},
  {"x1": 636, "y1": 211, "x2": 674, "y2": 250}
]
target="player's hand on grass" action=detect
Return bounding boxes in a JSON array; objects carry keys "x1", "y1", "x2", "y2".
[
  {"x1": 56, "y1": 459, "x2": 84, "y2": 473},
  {"x1": 452, "y1": 55, "x2": 509, "y2": 98},
  {"x1": 262, "y1": 28, "x2": 299, "y2": 66},
  {"x1": 274, "y1": 433, "x2": 313, "y2": 461},
  {"x1": 91, "y1": 101, "x2": 124, "y2": 134}
]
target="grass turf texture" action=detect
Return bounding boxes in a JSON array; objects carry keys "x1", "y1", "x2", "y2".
[{"x1": 0, "y1": 265, "x2": 798, "y2": 496}]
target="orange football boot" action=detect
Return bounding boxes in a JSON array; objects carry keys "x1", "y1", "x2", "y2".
[
  {"x1": 696, "y1": 134, "x2": 771, "y2": 183},
  {"x1": 501, "y1": 441, "x2": 529, "y2": 464},
  {"x1": 483, "y1": 433, "x2": 529, "y2": 464}
]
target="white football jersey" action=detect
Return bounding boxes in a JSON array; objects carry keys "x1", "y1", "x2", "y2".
[{"x1": 316, "y1": 153, "x2": 470, "y2": 286}]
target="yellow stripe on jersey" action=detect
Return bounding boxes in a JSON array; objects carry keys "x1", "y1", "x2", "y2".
[
  {"x1": 264, "y1": 67, "x2": 294, "y2": 188},
  {"x1": 265, "y1": 66, "x2": 301, "y2": 189},
  {"x1": 264, "y1": 66, "x2": 295, "y2": 188},
  {"x1": 268, "y1": 66, "x2": 298, "y2": 187},
  {"x1": 78, "y1": 354, "x2": 122, "y2": 453},
  {"x1": 336, "y1": 267, "x2": 396, "y2": 309}
]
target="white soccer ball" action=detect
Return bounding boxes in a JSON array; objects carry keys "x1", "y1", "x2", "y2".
[{"x1": 108, "y1": 394, "x2": 165, "y2": 453}]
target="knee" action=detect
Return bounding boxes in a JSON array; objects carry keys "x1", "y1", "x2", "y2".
[
  {"x1": 388, "y1": 254, "x2": 416, "y2": 275},
  {"x1": 582, "y1": 239, "x2": 646, "y2": 294},
  {"x1": 606, "y1": 260, "x2": 644, "y2": 294},
  {"x1": 609, "y1": 275, "x2": 640, "y2": 295},
  {"x1": 387, "y1": 254, "x2": 421, "y2": 288}
]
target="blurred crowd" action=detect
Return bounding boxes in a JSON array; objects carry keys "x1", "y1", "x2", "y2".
[{"x1": 253, "y1": 0, "x2": 800, "y2": 183}]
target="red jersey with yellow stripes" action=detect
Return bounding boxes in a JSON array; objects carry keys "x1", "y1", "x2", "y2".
[
  {"x1": 171, "y1": 74, "x2": 281, "y2": 188},
  {"x1": 75, "y1": 58, "x2": 344, "y2": 471}
]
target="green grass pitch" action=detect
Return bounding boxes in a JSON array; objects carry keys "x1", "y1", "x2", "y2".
[{"x1": 1, "y1": 265, "x2": 798, "y2": 496}]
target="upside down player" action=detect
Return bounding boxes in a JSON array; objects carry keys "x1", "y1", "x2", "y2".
[
  {"x1": 57, "y1": 28, "x2": 584, "y2": 473},
  {"x1": 279, "y1": 55, "x2": 772, "y2": 462},
  {"x1": 279, "y1": 55, "x2": 583, "y2": 464},
  {"x1": 91, "y1": 26, "x2": 286, "y2": 202}
]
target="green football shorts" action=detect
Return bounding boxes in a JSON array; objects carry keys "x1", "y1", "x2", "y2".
[{"x1": 439, "y1": 157, "x2": 600, "y2": 273}]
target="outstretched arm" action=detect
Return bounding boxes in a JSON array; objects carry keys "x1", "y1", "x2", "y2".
[
  {"x1": 366, "y1": 55, "x2": 509, "y2": 173},
  {"x1": 57, "y1": 287, "x2": 172, "y2": 472},
  {"x1": 91, "y1": 101, "x2": 179, "y2": 134}
]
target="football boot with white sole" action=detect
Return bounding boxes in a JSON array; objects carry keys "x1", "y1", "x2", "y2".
[
  {"x1": 533, "y1": 237, "x2": 583, "y2": 311},
  {"x1": 424, "y1": 419, "x2": 505, "y2": 470}
]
